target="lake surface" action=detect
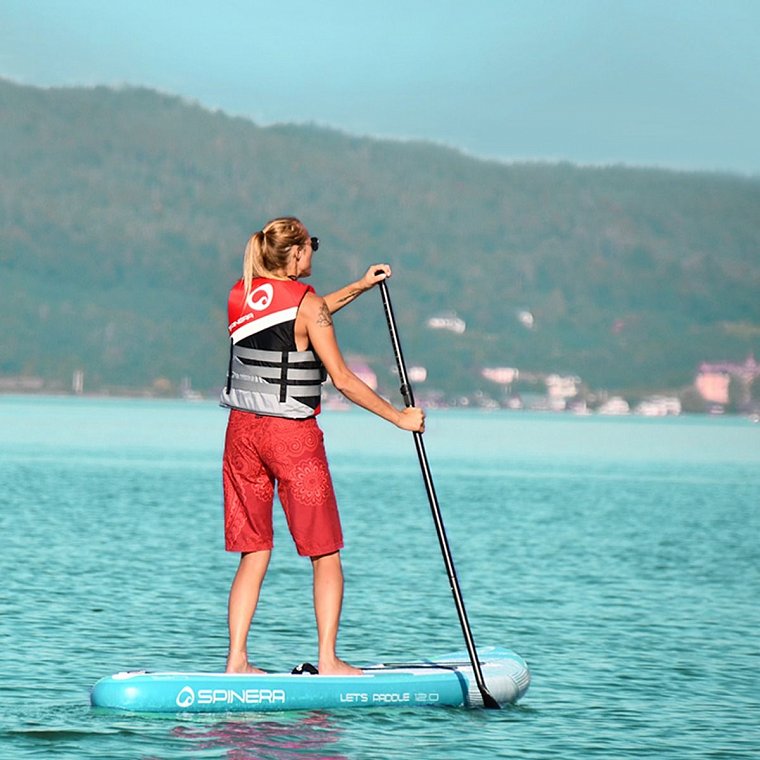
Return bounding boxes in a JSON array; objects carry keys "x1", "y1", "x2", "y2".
[{"x1": 1, "y1": 396, "x2": 759, "y2": 759}]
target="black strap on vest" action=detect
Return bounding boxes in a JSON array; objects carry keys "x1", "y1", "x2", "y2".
[
  {"x1": 226, "y1": 338, "x2": 234, "y2": 394},
  {"x1": 279, "y1": 351, "x2": 289, "y2": 403}
]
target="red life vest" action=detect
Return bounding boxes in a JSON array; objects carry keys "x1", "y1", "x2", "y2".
[{"x1": 220, "y1": 278, "x2": 325, "y2": 418}]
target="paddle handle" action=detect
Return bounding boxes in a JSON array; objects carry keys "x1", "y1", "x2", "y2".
[
  {"x1": 376, "y1": 277, "x2": 500, "y2": 709},
  {"x1": 378, "y1": 284, "x2": 415, "y2": 408}
]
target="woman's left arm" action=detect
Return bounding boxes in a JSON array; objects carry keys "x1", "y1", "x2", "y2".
[{"x1": 323, "y1": 265, "x2": 391, "y2": 314}]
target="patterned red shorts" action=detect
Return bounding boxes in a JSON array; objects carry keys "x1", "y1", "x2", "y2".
[{"x1": 222, "y1": 411, "x2": 343, "y2": 557}]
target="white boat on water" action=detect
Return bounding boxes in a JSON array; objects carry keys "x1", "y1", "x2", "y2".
[
  {"x1": 634, "y1": 396, "x2": 682, "y2": 416},
  {"x1": 597, "y1": 396, "x2": 630, "y2": 415}
]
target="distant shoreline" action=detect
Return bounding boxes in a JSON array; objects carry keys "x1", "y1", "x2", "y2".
[{"x1": 2, "y1": 390, "x2": 758, "y2": 421}]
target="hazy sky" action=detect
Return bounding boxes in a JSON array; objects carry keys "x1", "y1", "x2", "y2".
[{"x1": 2, "y1": 0, "x2": 759, "y2": 174}]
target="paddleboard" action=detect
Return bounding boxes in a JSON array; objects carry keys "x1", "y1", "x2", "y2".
[{"x1": 90, "y1": 646, "x2": 529, "y2": 712}]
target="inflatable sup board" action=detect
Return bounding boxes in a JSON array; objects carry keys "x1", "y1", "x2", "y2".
[{"x1": 91, "y1": 646, "x2": 529, "y2": 713}]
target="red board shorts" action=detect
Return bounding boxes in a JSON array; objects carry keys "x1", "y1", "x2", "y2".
[{"x1": 222, "y1": 410, "x2": 343, "y2": 557}]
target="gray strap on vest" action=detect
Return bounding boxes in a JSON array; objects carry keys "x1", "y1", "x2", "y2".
[
  {"x1": 229, "y1": 375, "x2": 323, "y2": 398},
  {"x1": 237, "y1": 365, "x2": 320, "y2": 381}
]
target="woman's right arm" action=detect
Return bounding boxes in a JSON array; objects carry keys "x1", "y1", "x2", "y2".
[{"x1": 300, "y1": 293, "x2": 424, "y2": 432}]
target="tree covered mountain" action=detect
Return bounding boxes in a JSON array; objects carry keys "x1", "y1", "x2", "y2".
[{"x1": 1, "y1": 78, "x2": 759, "y2": 401}]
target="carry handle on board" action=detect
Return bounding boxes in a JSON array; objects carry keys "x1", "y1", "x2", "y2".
[{"x1": 376, "y1": 275, "x2": 501, "y2": 710}]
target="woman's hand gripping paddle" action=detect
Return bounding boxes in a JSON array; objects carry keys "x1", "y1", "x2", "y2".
[{"x1": 376, "y1": 275, "x2": 501, "y2": 710}]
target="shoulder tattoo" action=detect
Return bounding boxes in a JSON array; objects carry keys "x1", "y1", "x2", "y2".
[{"x1": 316, "y1": 302, "x2": 334, "y2": 326}]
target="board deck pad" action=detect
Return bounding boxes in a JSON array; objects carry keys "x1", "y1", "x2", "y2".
[{"x1": 90, "y1": 647, "x2": 530, "y2": 713}]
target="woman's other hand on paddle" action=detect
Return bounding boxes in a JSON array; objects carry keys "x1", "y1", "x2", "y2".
[
  {"x1": 397, "y1": 406, "x2": 425, "y2": 432},
  {"x1": 360, "y1": 264, "x2": 391, "y2": 290},
  {"x1": 323, "y1": 265, "x2": 392, "y2": 314}
]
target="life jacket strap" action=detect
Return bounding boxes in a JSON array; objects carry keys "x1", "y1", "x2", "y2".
[
  {"x1": 232, "y1": 346, "x2": 321, "y2": 365},
  {"x1": 279, "y1": 351, "x2": 289, "y2": 403},
  {"x1": 228, "y1": 375, "x2": 323, "y2": 399}
]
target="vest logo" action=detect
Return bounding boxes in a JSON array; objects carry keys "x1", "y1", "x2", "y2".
[
  {"x1": 246, "y1": 283, "x2": 274, "y2": 312},
  {"x1": 176, "y1": 686, "x2": 195, "y2": 708}
]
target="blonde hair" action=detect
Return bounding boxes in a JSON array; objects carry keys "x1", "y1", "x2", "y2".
[{"x1": 243, "y1": 216, "x2": 309, "y2": 293}]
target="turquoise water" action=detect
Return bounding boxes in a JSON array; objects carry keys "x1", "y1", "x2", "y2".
[{"x1": 1, "y1": 396, "x2": 759, "y2": 759}]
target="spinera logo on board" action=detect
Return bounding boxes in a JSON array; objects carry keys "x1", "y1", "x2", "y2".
[
  {"x1": 176, "y1": 686, "x2": 195, "y2": 708},
  {"x1": 175, "y1": 685, "x2": 286, "y2": 708}
]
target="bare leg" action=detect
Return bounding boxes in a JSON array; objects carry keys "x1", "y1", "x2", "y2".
[
  {"x1": 226, "y1": 550, "x2": 271, "y2": 673},
  {"x1": 311, "y1": 551, "x2": 362, "y2": 675}
]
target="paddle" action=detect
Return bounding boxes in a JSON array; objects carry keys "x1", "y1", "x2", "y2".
[{"x1": 376, "y1": 276, "x2": 501, "y2": 710}]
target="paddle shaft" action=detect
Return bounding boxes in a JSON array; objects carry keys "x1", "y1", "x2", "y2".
[{"x1": 377, "y1": 278, "x2": 500, "y2": 709}]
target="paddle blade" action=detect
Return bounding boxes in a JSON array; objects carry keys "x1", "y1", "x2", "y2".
[{"x1": 481, "y1": 689, "x2": 501, "y2": 710}]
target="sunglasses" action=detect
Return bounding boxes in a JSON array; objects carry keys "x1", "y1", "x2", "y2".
[{"x1": 309, "y1": 236, "x2": 319, "y2": 252}]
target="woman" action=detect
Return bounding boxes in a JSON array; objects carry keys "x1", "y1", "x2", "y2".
[{"x1": 220, "y1": 216, "x2": 425, "y2": 675}]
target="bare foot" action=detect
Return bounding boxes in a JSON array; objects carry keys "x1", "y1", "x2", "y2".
[
  {"x1": 318, "y1": 657, "x2": 363, "y2": 676},
  {"x1": 226, "y1": 652, "x2": 265, "y2": 674}
]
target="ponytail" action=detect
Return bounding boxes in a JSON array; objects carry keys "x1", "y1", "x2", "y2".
[{"x1": 243, "y1": 230, "x2": 267, "y2": 294}]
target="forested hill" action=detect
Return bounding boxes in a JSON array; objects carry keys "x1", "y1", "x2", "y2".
[{"x1": 1, "y1": 78, "x2": 759, "y2": 399}]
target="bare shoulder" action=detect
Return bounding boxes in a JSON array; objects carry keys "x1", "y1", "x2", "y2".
[{"x1": 301, "y1": 292, "x2": 333, "y2": 327}]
